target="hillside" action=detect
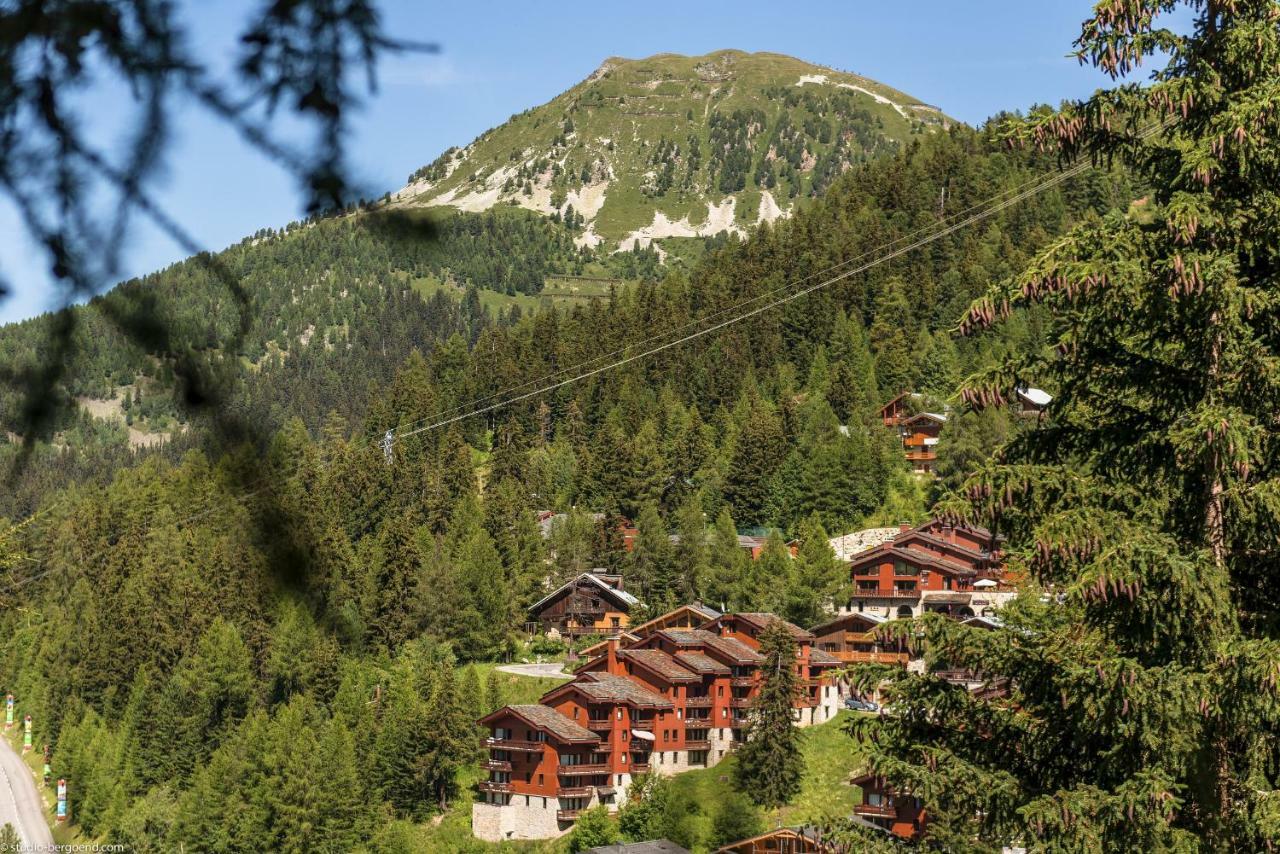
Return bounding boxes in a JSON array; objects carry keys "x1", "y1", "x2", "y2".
[{"x1": 394, "y1": 50, "x2": 952, "y2": 250}]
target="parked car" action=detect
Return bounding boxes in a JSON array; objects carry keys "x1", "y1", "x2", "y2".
[{"x1": 844, "y1": 697, "x2": 879, "y2": 712}]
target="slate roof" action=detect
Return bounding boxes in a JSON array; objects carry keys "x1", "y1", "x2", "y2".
[
  {"x1": 673, "y1": 651, "x2": 731, "y2": 675},
  {"x1": 809, "y1": 648, "x2": 841, "y2": 666},
  {"x1": 656, "y1": 629, "x2": 763, "y2": 664},
  {"x1": 491, "y1": 704, "x2": 599, "y2": 743},
  {"x1": 733, "y1": 612, "x2": 815, "y2": 639},
  {"x1": 563, "y1": 672, "x2": 673, "y2": 708},
  {"x1": 809, "y1": 612, "x2": 888, "y2": 636},
  {"x1": 619, "y1": 649, "x2": 700, "y2": 683}
]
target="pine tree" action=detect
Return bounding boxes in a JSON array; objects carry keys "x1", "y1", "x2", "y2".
[
  {"x1": 851, "y1": 3, "x2": 1280, "y2": 849},
  {"x1": 627, "y1": 503, "x2": 676, "y2": 613},
  {"x1": 734, "y1": 620, "x2": 803, "y2": 807},
  {"x1": 703, "y1": 508, "x2": 746, "y2": 611}
]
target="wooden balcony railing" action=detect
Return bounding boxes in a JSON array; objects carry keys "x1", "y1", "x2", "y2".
[
  {"x1": 557, "y1": 762, "x2": 610, "y2": 775},
  {"x1": 729, "y1": 697, "x2": 753, "y2": 709},
  {"x1": 831, "y1": 651, "x2": 910, "y2": 665},
  {"x1": 684, "y1": 739, "x2": 712, "y2": 750},
  {"x1": 684, "y1": 696, "x2": 713, "y2": 708},
  {"x1": 851, "y1": 588, "x2": 920, "y2": 599},
  {"x1": 485, "y1": 737, "x2": 544, "y2": 752},
  {"x1": 557, "y1": 786, "x2": 594, "y2": 798},
  {"x1": 478, "y1": 781, "x2": 512, "y2": 794},
  {"x1": 729, "y1": 676, "x2": 756, "y2": 688},
  {"x1": 853, "y1": 803, "x2": 898, "y2": 819},
  {"x1": 483, "y1": 759, "x2": 512, "y2": 772},
  {"x1": 556, "y1": 809, "x2": 583, "y2": 821}
]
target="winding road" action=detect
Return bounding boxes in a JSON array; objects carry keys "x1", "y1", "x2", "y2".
[{"x1": 0, "y1": 734, "x2": 53, "y2": 848}]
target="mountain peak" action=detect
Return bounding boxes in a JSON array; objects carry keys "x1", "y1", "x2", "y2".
[{"x1": 395, "y1": 50, "x2": 952, "y2": 251}]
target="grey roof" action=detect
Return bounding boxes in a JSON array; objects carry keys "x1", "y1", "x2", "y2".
[
  {"x1": 809, "y1": 648, "x2": 841, "y2": 666},
  {"x1": 495, "y1": 704, "x2": 599, "y2": 743},
  {"x1": 660, "y1": 629, "x2": 763, "y2": 664},
  {"x1": 733, "y1": 612, "x2": 815, "y2": 639},
  {"x1": 528, "y1": 572, "x2": 641, "y2": 614},
  {"x1": 585, "y1": 841, "x2": 691, "y2": 854},
  {"x1": 673, "y1": 651, "x2": 731, "y2": 675},
  {"x1": 619, "y1": 649, "x2": 700, "y2": 682},
  {"x1": 560, "y1": 672, "x2": 673, "y2": 709}
]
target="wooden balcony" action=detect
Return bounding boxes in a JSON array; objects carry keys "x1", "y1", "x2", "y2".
[
  {"x1": 684, "y1": 739, "x2": 712, "y2": 750},
  {"x1": 557, "y1": 786, "x2": 594, "y2": 798},
  {"x1": 557, "y1": 809, "x2": 583, "y2": 821},
  {"x1": 483, "y1": 759, "x2": 512, "y2": 772},
  {"x1": 684, "y1": 696, "x2": 713, "y2": 708},
  {"x1": 830, "y1": 650, "x2": 910, "y2": 665},
  {"x1": 629, "y1": 762, "x2": 649, "y2": 773},
  {"x1": 852, "y1": 588, "x2": 920, "y2": 599},
  {"x1": 683, "y1": 717, "x2": 711, "y2": 728},
  {"x1": 904, "y1": 451, "x2": 936, "y2": 462},
  {"x1": 729, "y1": 697, "x2": 754, "y2": 709},
  {"x1": 729, "y1": 676, "x2": 756, "y2": 688},
  {"x1": 479, "y1": 781, "x2": 512, "y2": 794},
  {"x1": 557, "y1": 762, "x2": 610, "y2": 775},
  {"x1": 485, "y1": 737, "x2": 545, "y2": 752},
  {"x1": 853, "y1": 802, "x2": 898, "y2": 819}
]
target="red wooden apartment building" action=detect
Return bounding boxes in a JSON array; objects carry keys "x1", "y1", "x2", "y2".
[{"x1": 474, "y1": 611, "x2": 846, "y2": 842}]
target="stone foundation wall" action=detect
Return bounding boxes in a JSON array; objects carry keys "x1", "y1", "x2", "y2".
[{"x1": 472, "y1": 797, "x2": 566, "y2": 843}]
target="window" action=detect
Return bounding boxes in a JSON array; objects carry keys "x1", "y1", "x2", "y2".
[
  {"x1": 611, "y1": 617, "x2": 620, "y2": 628},
  {"x1": 893, "y1": 561, "x2": 920, "y2": 577},
  {"x1": 537, "y1": 774, "x2": 543, "y2": 785}
]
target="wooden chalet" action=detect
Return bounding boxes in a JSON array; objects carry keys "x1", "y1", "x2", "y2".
[
  {"x1": 715, "y1": 825, "x2": 841, "y2": 853},
  {"x1": 528, "y1": 572, "x2": 640, "y2": 639},
  {"x1": 900, "y1": 411, "x2": 946, "y2": 474},
  {"x1": 850, "y1": 771, "x2": 926, "y2": 840},
  {"x1": 809, "y1": 612, "x2": 908, "y2": 666},
  {"x1": 1015, "y1": 386, "x2": 1052, "y2": 416}
]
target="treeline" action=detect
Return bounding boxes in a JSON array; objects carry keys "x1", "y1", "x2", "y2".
[{"x1": 0, "y1": 119, "x2": 1139, "y2": 848}]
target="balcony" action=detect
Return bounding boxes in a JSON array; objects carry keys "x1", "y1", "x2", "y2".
[
  {"x1": 485, "y1": 736, "x2": 546, "y2": 752},
  {"x1": 557, "y1": 809, "x2": 583, "y2": 821},
  {"x1": 905, "y1": 451, "x2": 936, "y2": 462},
  {"x1": 729, "y1": 676, "x2": 755, "y2": 688},
  {"x1": 851, "y1": 588, "x2": 920, "y2": 599},
  {"x1": 557, "y1": 762, "x2": 611, "y2": 775},
  {"x1": 557, "y1": 786, "x2": 594, "y2": 798},
  {"x1": 483, "y1": 759, "x2": 512, "y2": 772},
  {"x1": 729, "y1": 697, "x2": 754, "y2": 709},
  {"x1": 853, "y1": 803, "x2": 898, "y2": 819},
  {"x1": 684, "y1": 739, "x2": 711, "y2": 750},
  {"x1": 683, "y1": 717, "x2": 711, "y2": 728},
  {"x1": 478, "y1": 781, "x2": 512, "y2": 794},
  {"x1": 831, "y1": 651, "x2": 910, "y2": 665},
  {"x1": 684, "y1": 696, "x2": 712, "y2": 708}
]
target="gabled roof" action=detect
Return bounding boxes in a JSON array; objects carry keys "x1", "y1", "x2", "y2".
[
  {"x1": 809, "y1": 648, "x2": 841, "y2": 666},
  {"x1": 628, "y1": 603, "x2": 721, "y2": 638},
  {"x1": 715, "y1": 825, "x2": 841, "y2": 853},
  {"x1": 545, "y1": 672, "x2": 673, "y2": 709},
  {"x1": 809, "y1": 611, "x2": 888, "y2": 636},
  {"x1": 731, "y1": 612, "x2": 814, "y2": 640},
  {"x1": 1016, "y1": 386, "x2": 1052, "y2": 407},
  {"x1": 847, "y1": 544, "x2": 977, "y2": 577},
  {"x1": 586, "y1": 841, "x2": 691, "y2": 854},
  {"x1": 672, "y1": 651, "x2": 731, "y2": 675},
  {"x1": 578, "y1": 631, "x2": 641, "y2": 659},
  {"x1": 528, "y1": 572, "x2": 641, "y2": 615},
  {"x1": 619, "y1": 649, "x2": 700, "y2": 683},
  {"x1": 481, "y1": 704, "x2": 599, "y2": 744},
  {"x1": 657, "y1": 629, "x2": 763, "y2": 665},
  {"x1": 903, "y1": 411, "x2": 947, "y2": 426}
]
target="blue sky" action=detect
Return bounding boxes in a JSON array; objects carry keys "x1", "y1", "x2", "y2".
[{"x1": 0, "y1": 1, "x2": 1169, "y2": 324}]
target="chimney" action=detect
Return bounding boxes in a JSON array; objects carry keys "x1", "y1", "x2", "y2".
[
  {"x1": 606, "y1": 636, "x2": 620, "y2": 675},
  {"x1": 899, "y1": 521, "x2": 912, "y2": 533}
]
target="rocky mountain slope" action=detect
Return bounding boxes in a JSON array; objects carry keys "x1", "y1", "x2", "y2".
[{"x1": 394, "y1": 50, "x2": 952, "y2": 252}]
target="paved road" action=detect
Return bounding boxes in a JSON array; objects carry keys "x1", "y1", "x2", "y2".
[
  {"x1": 496, "y1": 662, "x2": 572, "y2": 679},
  {"x1": 0, "y1": 734, "x2": 53, "y2": 848}
]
